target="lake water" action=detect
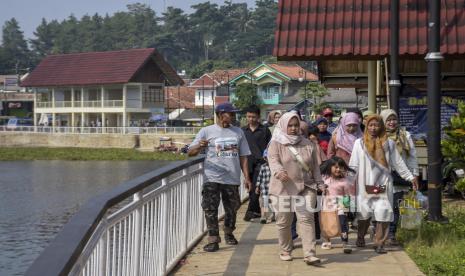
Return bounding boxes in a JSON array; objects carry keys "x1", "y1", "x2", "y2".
[{"x1": 0, "y1": 160, "x2": 171, "y2": 276}]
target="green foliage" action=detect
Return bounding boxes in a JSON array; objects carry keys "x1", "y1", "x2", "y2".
[
  {"x1": 442, "y1": 102, "x2": 465, "y2": 170},
  {"x1": 1, "y1": 1, "x2": 279, "y2": 75},
  {"x1": 456, "y1": 178, "x2": 465, "y2": 192},
  {"x1": 232, "y1": 83, "x2": 259, "y2": 110},
  {"x1": 397, "y1": 205, "x2": 465, "y2": 275},
  {"x1": 0, "y1": 18, "x2": 30, "y2": 74},
  {"x1": 301, "y1": 82, "x2": 330, "y2": 114},
  {"x1": 0, "y1": 147, "x2": 186, "y2": 161}
]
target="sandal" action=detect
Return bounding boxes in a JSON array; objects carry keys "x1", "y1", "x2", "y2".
[
  {"x1": 279, "y1": 252, "x2": 293, "y2": 261},
  {"x1": 321, "y1": 242, "x2": 332, "y2": 250},
  {"x1": 304, "y1": 256, "x2": 321, "y2": 266}
]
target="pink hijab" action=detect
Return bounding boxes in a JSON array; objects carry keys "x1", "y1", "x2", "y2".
[
  {"x1": 271, "y1": 112, "x2": 302, "y2": 145},
  {"x1": 335, "y1": 112, "x2": 362, "y2": 154}
]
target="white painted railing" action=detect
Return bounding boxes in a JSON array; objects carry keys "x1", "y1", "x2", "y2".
[
  {"x1": 25, "y1": 157, "x2": 248, "y2": 276},
  {"x1": 36, "y1": 102, "x2": 53, "y2": 108},
  {"x1": 36, "y1": 101, "x2": 124, "y2": 108},
  {"x1": 0, "y1": 126, "x2": 202, "y2": 135},
  {"x1": 103, "y1": 100, "x2": 124, "y2": 107},
  {"x1": 82, "y1": 101, "x2": 103, "y2": 108}
]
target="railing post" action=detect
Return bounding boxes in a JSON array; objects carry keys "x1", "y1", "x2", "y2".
[
  {"x1": 132, "y1": 191, "x2": 143, "y2": 276},
  {"x1": 161, "y1": 178, "x2": 169, "y2": 275},
  {"x1": 99, "y1": 227, "x2": 108, "y2": 276},
  {"x1": 183, "y1": 168, "x2": 190, "y2": 249}
]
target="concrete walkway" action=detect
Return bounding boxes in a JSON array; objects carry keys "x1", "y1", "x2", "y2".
[{"x1": 172, "y1": 205, "x2": 424, "y2": 276}]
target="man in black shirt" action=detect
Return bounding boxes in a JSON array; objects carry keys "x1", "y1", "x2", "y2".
[{"x1": 242, "y1": 105, "x2": 272, "y2": 221}]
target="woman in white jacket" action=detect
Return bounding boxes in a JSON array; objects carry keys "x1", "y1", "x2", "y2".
[
  {"x1": 349, "y1": 115, "x2": 418, "y2": 254},
  {"x1": 380, "y1": 109, "x2": 419, "y2": 245}
]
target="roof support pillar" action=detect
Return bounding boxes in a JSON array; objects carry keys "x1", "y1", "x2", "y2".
[
  {"x1": 389, "y1": 0, "x2": 401, "y2": 113},
  {"x1": 426, "y1": 0, "x2": 446, "y2": 222},
  {"x1": 367, "y1": 60, "x2": 377, "y2": 113}
]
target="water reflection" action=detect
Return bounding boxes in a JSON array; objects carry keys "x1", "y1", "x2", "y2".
[{"x1": 0, "y1": 160, "x2": 170, "y2": 276}]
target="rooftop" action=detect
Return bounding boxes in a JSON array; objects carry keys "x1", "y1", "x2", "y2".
[{"x1": 21, "y1": 48, "x2": 183, "y2": 87}]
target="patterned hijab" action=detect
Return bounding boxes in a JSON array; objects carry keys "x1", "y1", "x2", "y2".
[
  {"x1": 335, "y1": 112, "x2": 363, "y2": 154},
  {"x1": 363, "y1": 115, "x2": 388, "y2": 168},
  {"x1": 380, "y1": 109, "x2": 410, "y2": 155},
  {"x1": 271, "y1": 112, "x2": 302, "y2": 145}
]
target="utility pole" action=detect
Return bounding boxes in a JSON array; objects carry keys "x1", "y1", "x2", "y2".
[
  {"x1": 389, "y1": 0, "x2": 401, "y2": 113},
  {"x1": 426, "y1": 0, "x2": 446, "y2": 222}
]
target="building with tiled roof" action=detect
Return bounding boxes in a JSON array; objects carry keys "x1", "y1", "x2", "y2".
[
  {"x1": 229, "y1": 63, "x2": 318, "y2": 114},
  {"x1": 189, "y1": 69, "x2": 248, "y2": 108},
  {"x1": 273, "y1": 0, "x2": 465, "y2": 105},
  {"x1": 21, "y1": 48, "x2": 183, "y2": 128}
]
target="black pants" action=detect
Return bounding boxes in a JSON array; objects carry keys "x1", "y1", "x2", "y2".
[
  {"x1": 389, "y1": 191, "x2": 405, "y2": 237},
  {"x1": 202, "y1": 182, "x2": 241, "y2": 237},
  {"x1": 246, "y1": 163, "x2": 262, "y2": 215},
  {"x1": 339, "y1": 214, "x2": 349, "y2": 242}
]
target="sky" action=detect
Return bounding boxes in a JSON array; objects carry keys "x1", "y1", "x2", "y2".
[{"x1": 1, "y1": 0, "x2": 257, "y2": 40}]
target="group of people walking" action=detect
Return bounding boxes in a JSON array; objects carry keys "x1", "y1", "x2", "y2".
[{"x1": 188, "y1": 102, "x2": 419, "y2": 265}]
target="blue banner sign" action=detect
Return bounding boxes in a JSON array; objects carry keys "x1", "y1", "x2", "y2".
[{"x1": 398, "y1": 96, "x2": 464, "y2": 140}]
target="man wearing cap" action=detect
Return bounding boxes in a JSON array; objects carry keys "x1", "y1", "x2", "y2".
[
  {"x1": 321, "y1": 107, "x2": 338, "y2": 134},
  {"x1": 188, "y1": 102, "x2": 252, "y2": 252}
]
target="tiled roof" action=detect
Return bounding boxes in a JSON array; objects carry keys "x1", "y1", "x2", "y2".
[
  {"x1": 267, "y1": 64, "x2": 318, "y2": 80},
  {"x1": 165, "y1": 86, "x2": 196, "y2": 109},
  {"x1": 274, "y1": 0, "x2": 465, "y2": 60},
  {"x1": 21, "y1": 48, "x2": 183, "y2": 87},
  {"x1": 190, "y1": 68, "x2": 248, "y2": 87}
]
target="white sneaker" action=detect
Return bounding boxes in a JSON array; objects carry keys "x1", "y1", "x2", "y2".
[{"x1": 321, "y1": 242, "x2": 332, "y2": 250}]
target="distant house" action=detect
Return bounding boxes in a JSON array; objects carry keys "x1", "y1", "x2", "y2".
[
  {"x1": 229, "y1": 63, "x2": 318, "y2": 112},
  {"x1": 189, "y1": 69, "x2": 248, "y2": 107},
  {"x1": 21, "y1": 48, "x2": 183, "y2": 127},
  {"x1": 164, "y1": 85, "x2": 196, "y2": 111}
]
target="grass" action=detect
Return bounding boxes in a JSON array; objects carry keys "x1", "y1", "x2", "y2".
[
  {"x1": 0, "y1": 147, "x2": 188, "y2": 161},
  {"x1": 397, "y1": 202, "x2": 465, "y2": 276}
]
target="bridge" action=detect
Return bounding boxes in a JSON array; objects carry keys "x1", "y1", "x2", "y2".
[{"x1": 25, "y1": 158, "x2": 424, "y2": 276}]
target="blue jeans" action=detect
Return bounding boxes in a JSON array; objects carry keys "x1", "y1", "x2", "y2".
[{"x1": 389, "y1": 191, "x2": 405, "y2": 237}]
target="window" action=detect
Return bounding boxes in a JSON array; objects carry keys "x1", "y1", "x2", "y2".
[{"x1": 143, "y1": 86, "x2": 164, "y2": 103}]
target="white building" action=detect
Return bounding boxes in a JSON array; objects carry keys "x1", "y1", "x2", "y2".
[{"x1": 21, "y1": 48, "x2": 183, "y2": 128}]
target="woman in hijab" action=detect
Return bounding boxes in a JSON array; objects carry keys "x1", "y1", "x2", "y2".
[
  {"x1": 348, "y1": 115, "x2": 417, "y2": 254},
  {"x1": 328, "y1": 112, "x2": 363, "y2": 163},
  {"x1": 267, "y1": 110, "x2": 282, "y2": 134},
  {"x1": 268, "y1": 112, "x2": 323, "y2": 265},
  {"x1": 380, "y1": 109, "x2": 419, "y2": 245}
]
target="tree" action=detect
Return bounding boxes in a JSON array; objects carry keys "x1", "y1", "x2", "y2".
[
  {"x1": 232, "y1": 83, "x2": 259, "y2": 110},
  {"x1": 442, "y1": 102, "x2": 465, "y2": 194},
  {"x1": 30, "y1": 18, "x2": 58, "y2": 61},
  {"x1": 1, "y1": 18, "x2": 30, "y2": 74},
  {"x1": 301, "y1": 82, "x2": 330, "y2": 115}
]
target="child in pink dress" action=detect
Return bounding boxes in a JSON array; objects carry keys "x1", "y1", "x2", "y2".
[{"x1": 320, "y1": 156, "x2": 355, "y2": 254}]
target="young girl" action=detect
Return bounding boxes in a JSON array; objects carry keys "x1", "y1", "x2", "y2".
[
  {"x1": 320, "y1": 156, "x2": 355, "y2": 254},
  {"x1": 255, "y1": 149, "x2": 273, "y2": 224}
]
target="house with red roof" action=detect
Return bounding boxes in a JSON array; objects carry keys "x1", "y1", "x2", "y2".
[
  {"x1": 21, "y1": 48, "x2": 183, "y2": 128},
  {"x1": 189, "y1": 69, "x2": 248, "y2": 108},
  {"x1": 229, "y1": 63, "x2": 318, "y2": 112}
]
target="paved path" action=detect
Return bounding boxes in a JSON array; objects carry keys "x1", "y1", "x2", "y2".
[{"x1": 173, "y1": 205, "x2": 424, "y2": 276}]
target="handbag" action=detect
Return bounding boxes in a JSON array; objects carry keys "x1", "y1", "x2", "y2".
[{"x1": 319, "y1": 194, "x2": 341, "y2": 238}]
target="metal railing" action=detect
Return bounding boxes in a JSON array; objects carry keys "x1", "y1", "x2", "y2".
[
  {"x1": 25, "y1": 157, "x2": 248, "y2": 276},
  {"x1": 36, "y1": 101, "x2": 124, "y2": 108},
  {"x1": 103, "y1": 100, "x2": 124, "y2": 107},
  {"x1": 0, "y1": 126, "x2": 201, "y2": 135}
]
